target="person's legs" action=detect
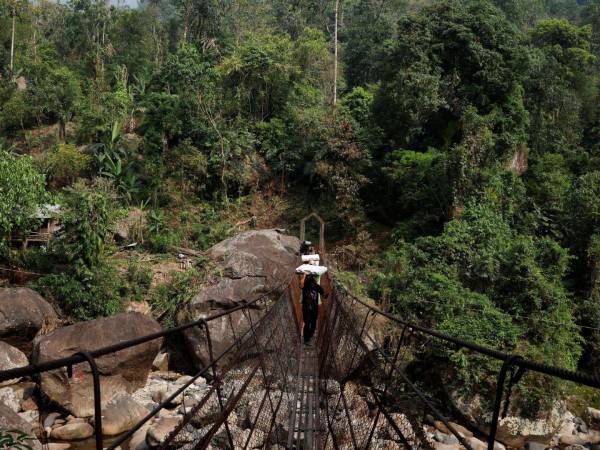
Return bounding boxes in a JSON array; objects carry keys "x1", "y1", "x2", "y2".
[
  {"x1": 303, "y1": 303, "x2": 311, "y2": 343},
  {"x1": 308, "y1": 313, "x2": 317, "y2": 341},
  {"x1": 304, "y1": 305, "x2": 318, "y2": 343},
  {"x1": 303, "y1": 320, "x2": 311, "y2": 343}
]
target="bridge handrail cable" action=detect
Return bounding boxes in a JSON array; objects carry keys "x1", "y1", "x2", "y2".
[
  {"x1": 333, "y1": 278, "x2": 600, "y2": 389},
  {"x1": 0, "y1": 276, "x2": 292, "y2": 384}
]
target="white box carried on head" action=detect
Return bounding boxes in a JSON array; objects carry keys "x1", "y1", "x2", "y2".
[
  {"x1": 301, "y1": 254, "x2": 320, "y2": 265},
  {"x1": 295, "y1": 264, "x2": 328, "y2": 276}
]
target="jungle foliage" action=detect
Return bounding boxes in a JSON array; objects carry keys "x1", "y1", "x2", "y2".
[{"x1": 1, "y1": 0, "x2": 599, "y2": 412}]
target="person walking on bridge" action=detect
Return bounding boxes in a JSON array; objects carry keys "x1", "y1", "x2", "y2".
[{"x1": 300, "y1": 273, "x2": 326, "y2": 345}]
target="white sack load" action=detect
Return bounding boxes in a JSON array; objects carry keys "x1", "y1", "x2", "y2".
[
  {"x1": 295, "y1": 264, "x2": 328, "y2": 275},
  {"x1": 301, "y1": 254, "x2": 320, "y2": 263}
]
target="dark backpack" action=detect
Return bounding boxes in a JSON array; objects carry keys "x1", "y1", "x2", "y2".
[{"x1": 303, "y1": 287, "x2": 319, "y2": 310}]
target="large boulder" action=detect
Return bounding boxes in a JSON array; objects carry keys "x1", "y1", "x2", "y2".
[
  {"x1": 586, "y1": 407, "x2": 600, "y2": 430},
  {"x1": 50, "y1": 422, "x2": 94, "y2": 440},
  {"x1": 32, "y1": 313, "x2": 162, "y2": 417},
  {"x1": 0, "y1": 402, "x2": 42, "y2": 450},
  {"x1": 0, "y1": 341, "x2": 29, "y2": 386},
  {"x1": 101, "y1": 393, "x2": 149, "y2": 436},
  {"x1": 177, "y1": 229, "x2": 300, "y2": 367},
  {"x1": 0, "y1": 288, "x2": 58, "y2": 354},
  {"x1": 447, "y1": 388, "x2": 566, "y2": 447}
]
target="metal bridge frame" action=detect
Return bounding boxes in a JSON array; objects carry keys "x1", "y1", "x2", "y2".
[
  {"x1": 0, "y1": 279, "x2": 291, "y2": 450},
  {"x1": 323, "y1": 278, "x2": 600, "y2": 450},
  {"x1": 299, "y1": 212, "x2": 325, "y2": 256},
  {"x1": 1, "y1": 273, "x2": 600, "y2": 450}
]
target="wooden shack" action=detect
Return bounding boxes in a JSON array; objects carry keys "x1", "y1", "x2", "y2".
[{"x1": 10, "y1": 204, "x2": 62, "y2": 249}]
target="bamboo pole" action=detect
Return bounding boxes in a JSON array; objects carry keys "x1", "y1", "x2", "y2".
[
  {"x1": 333, "y1": 0, "x2": 339, "y2": 106},
  {"x1": 10, "y1": 9, "x2": 16, "y2": 74}
]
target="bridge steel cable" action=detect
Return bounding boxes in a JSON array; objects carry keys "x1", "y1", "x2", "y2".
[
  {"x1": 333, "y1": 280, "x2": 600, "y2": 389},
  {"x1": 328, "y1": 277, "x2": 600, "y2": 450},
  {"x1": 2, "y1": 269, "x2": 600, "y2": 450},
  {"x1": 0, "y1": 277, "x2": 294, "y2": 450}
]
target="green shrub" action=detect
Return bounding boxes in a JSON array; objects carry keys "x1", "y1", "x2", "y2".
[
  {"x1": 190, "y1": 207, "x2": 231, "y2": 250},
  {"x1": 123, "y1": 257, "x2": 153, "y2": 302},
  {"x1": 149, "y1": 270, "x2": 203, "y2": 327},
  {"x1": 0, "y1": 149, "x2": 48, "y2": 253},
  {"x1": 32, "y1": 264, "x2": 123, "y2": 321},
  {"x1": 58, "y1": 179, "x2": 118, "y2": 269},
  {"x1": 335, "y1": 271, "x2": 368, "y2": 296},
  {"x1": 146, "y1": 230, "x2": 181, "y2": 254},
  {"x1": 0, "y1": 428, "x2": 36, "y2": 450},
  {"x1": 41, "y1": 144, "x2": 92, "y2": 186},
  {"x1": 370, "y1": 203, "x2": 581, "y2": 413},
  {"x1": 8, "y1": 247, "x2": 55, "y2": 273},
  {"x1": 147, "y1": 209, "x2": 165, "y2": 234}
]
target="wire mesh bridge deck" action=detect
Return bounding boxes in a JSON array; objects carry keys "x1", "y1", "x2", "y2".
[{"x1": 1, "y1": 269, "x2": 600, "y2": 450}]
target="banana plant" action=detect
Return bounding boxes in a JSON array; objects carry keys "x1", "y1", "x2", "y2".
[{"x1": 93, "y1": 121, "x2": 140, "y2": 204}]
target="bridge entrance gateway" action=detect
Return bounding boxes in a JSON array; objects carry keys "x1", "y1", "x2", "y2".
[{"x1": 1, "y1": 251, "x2": 600, "y2": 449}]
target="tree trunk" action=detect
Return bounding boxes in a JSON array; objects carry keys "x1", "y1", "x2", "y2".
[
  {"x1": 10, "y1": 10, "x2": 16, "y2": 74},
  {"x1": 32, "y1": 27, "x2": 37, "y2": 62},
  {"x1": 59, "y1": 119, "x2": 66, "y2": 142},
  {"x1": 333, "y1": 0, "x2": 339, "y2": 106}
]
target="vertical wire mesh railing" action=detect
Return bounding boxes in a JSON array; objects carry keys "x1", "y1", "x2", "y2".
[
  {"x1": 4, "y1": 267, "x2": 600, "y2": 450},
  {"x1": 0, "y1": 277, "x2": 301, "y2": 450},
  {"x1": 159, "y1": 281, "x2": 302, "y2": 450},
  {"x1": 319, "y1": 276, "x2": 600, "y2": 450},
  {"x1": 317, "y1": 280, "x2": 437, "y2": 450}
]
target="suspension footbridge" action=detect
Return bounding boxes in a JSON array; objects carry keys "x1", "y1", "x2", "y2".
[{"x1": 1, "y1": 260, "x2": 599, "y2": 450}]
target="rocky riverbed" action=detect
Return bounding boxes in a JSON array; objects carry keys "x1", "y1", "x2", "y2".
[{"x1": 2, "y1": 229, "x2": 600, "y2": 449}]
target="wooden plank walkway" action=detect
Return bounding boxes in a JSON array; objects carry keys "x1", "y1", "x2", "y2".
[{"x1": 287, "y1": 342, "x2": 321, "y2": 449}]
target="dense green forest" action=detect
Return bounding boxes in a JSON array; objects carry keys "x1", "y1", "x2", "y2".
[{"x1": 1, "y1": 0, "x2": 600, "y2": 412}]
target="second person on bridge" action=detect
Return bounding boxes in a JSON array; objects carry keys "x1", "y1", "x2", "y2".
[{"x1": 300, "y1": 273, "x2": 326, "y2": 345}]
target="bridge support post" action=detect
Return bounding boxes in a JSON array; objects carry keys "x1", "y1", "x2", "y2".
[
  {"x1": 488, "y1": 355, "x2": 523, "y2": 450},
  {"x1": 73, "y1": 352, "x2": 103, "y2": 450},
  {"x1": 202, "y1": 320, "x2": 235, "y2": 450},
  {"x1": 364, "y1": 327, "x2": 408, "y2": 448}
]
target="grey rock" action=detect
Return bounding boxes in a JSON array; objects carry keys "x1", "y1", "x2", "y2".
[
  {"x1": 18, "y1": 409, "x2": 39, "y2": 424},
  {"x1": 175, "y1": 375, "x2": 193, "y2": 385},
  {"x1": 146, "y1": 416, "x2": 182, "y2": 447},
  {"x1": 177, "y1": 230, "x2": 300, "y2": 368},
  {"x1": 560, "y1": 433, "x2": 600, "y2": 446},
  {"x1": 438, "y1": 431, "x2": 458, "y2": 445},
  {"x1": 50, "y1": 422, "x2": 94, "y2": 440},
  {"x1": 434, "y1": 430, "x2": 459, "y2": 445},
  {"x1": 524, "y1": 442, "x2": 547, "y2": 450},
  {"x1": 32, "y1": 312, "x2": 162, "y2": 417},
  {"x1": 44, "y1": 412, "x2": 62, "y2": 428},
  {"x1": 0, "y1": 402, "x2": 42, "y2": 449},
  {"x1": 101, "y1": 393, "x2": 149, "y2": 436},
  {"x1": 559, "y1": 419, "x2": 577, "y2": 437},
  {"x1": 0, "y1": 341, "x2": 29, "y2": 386},
  {"x1": 152, "y1": 352, "x2": 169, "y2": 372},
  {"x1": 47, "y1": 444, "x2": 71, "y2": 450},
  {"x1": 587, "y1": 407, "x2": 600, "y2": 430},
  {"x1": 67, "y1": 417, "x2": 86, "y2": 424},
  {"x1": 150, "y1": 371, "x2": 183, "y2": 381},
  {"x1": 0, "y1": 287, "x2": 58, "y2": 354},
  {"x1": 0, "y1": 386, "x2": 23, "y2": 412},
  {"x1": 128, "y1": 423, "x2": 150, "y2": 450},
  {"x1": 151, "y1": 385, "x2": 184, "y2": 405},
  {"x1": 467, "y1": 437, "x2": 504, "y2": 450},
  {"x1": 433, "y1": 443, "x2": 460, "y2": 450}
]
